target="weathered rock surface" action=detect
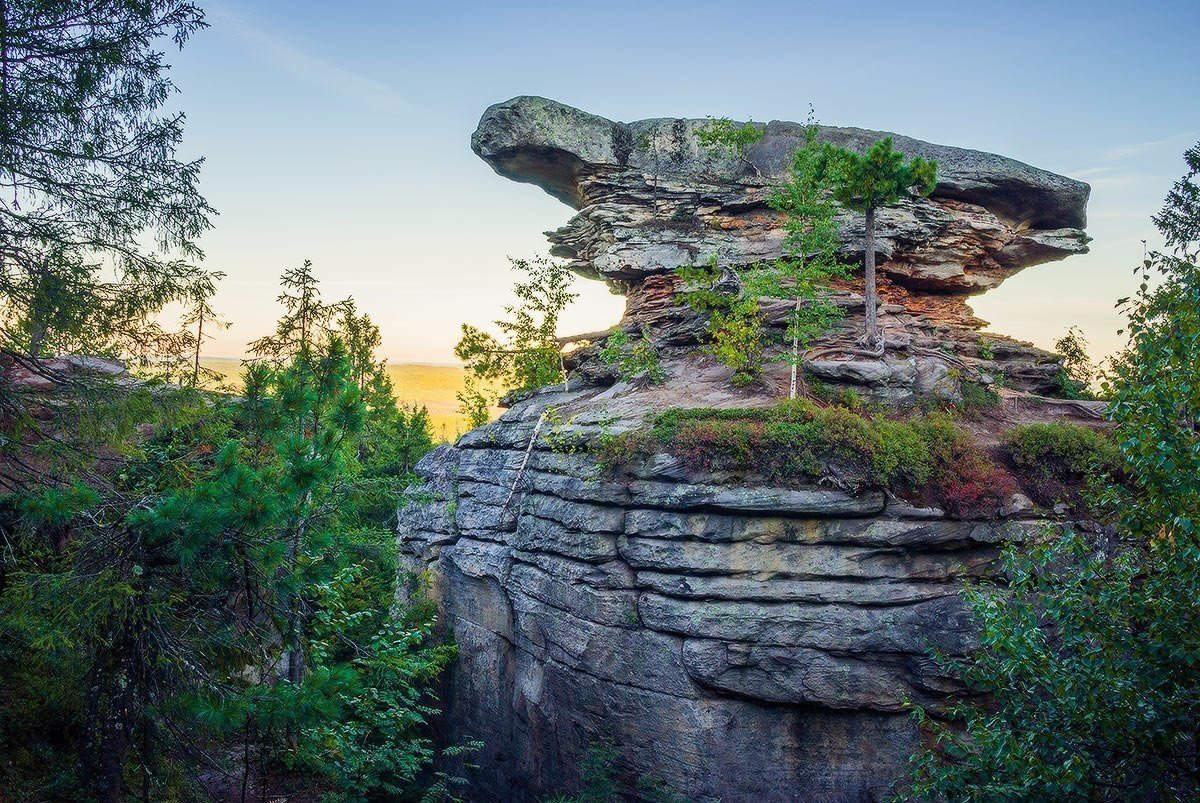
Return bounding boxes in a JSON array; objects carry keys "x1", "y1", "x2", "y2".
[
  {"x1": 474, "y1": 96, "x2": 1091, "y2": 402},
  {"x1": 399, "y1": 388, "x2": 1062, "y2": 801},
  {"x1": 397, "y1": 99, "x2": 1094, "y2": 801}
]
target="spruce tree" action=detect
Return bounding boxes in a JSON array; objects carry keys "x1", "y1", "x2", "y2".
[{"x1": 0, "y1": 0, "x2": 215, "y2": 362}]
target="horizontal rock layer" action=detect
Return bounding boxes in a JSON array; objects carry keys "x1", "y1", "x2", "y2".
[
  {"x1": 398, "y1": 391, "x2": 1051, "y2": 802},
  {"x1": 472, "y1": 96, "x2": 1092, "y2": 402},
  {"x1": 473, "y1": 95, "x2": 1089, "y2": 295},
  {"x1": 402, "y1": 99, "x2": 1095, "y2": 800}
]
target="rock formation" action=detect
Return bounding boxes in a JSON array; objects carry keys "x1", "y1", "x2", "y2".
[{"x1": 398, "y1": 97, "x2": 1096, "y2": 801}]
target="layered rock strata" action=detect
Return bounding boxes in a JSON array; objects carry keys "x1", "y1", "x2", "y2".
[
  {"x1": 399, "y1": 380, "x2": 1062, "y2": 802},
  {"x1": 473, "y1": 96, "x2": 1091, "y2": 401},
  {"x1": 398, "y1": 98, "x2": 1094, "y2": 801}
]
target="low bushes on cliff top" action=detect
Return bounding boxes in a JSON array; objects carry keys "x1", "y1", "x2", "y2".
[
  {"x1": 598, "y1": 399, "x2": 1015, "y2": 517},
  {"x1": 1002, "y1": 422, "x2": 1120, "y2": 513}
]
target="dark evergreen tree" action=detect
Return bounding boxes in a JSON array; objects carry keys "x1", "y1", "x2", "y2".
[
  {"x1": 0, "y1": 265, "x2": 450, "y2": 801},
  {"x1": 0, "y1": 0, "x2": 216, "y2": 362},
  {"x1": 824, "y1": 139, "x2": 936, "y2": 346}
]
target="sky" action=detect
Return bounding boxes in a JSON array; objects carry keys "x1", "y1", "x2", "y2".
[{"x1": 168, "y1": 0, "x2": 1200, "y2": 365}]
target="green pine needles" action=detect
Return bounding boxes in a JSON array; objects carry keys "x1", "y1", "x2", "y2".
[
  {"x1": 683, "y1": 113, "x2": 848, "y2": 391},
  {"x1": 754, "y1": 117, "x2": 848, "y2": 396},
  {"x1": 823, "y1": 138, "x2": 937, "y2": 346},
  {"x1": 0, "y1": 264, "x2": 454, "y2": 801}
]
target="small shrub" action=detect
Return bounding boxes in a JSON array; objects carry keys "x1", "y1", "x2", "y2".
[
  {"x1": 1053, "y1": 325, "x2": 1097, "y2": 399},
  {"x1": 598, "y1": 326, "x2": 666, "y2": 384},
  {"x1": 1003, "y1": 422, "x2": 1120, "y2": 512},
  {"x1": 912, "y1": 413, "x2": 1016, "y2": 517},
  {"x1": 873, "y1": 417, "x2": 933, "y2": 487},
  {"x1": 957, "y1": 380, "x2": 1000, "y2": 414},
  {"x1": 544, "y1": 742, "x2": 619, "y2": 803}
]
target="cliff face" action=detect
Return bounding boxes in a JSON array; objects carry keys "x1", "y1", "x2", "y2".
[{"x1": 398, "y1": 98, "x2": 1094, "y2": 801}]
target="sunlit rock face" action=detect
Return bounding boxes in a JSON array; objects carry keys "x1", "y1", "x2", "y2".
[{"x1": 398, "y1": 98, "x2": 1093, "y2": 802}]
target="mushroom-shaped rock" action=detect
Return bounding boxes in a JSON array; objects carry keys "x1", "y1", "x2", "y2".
[{"x1": 472, "y1": 95, "x2": 1090, "y2": 295}]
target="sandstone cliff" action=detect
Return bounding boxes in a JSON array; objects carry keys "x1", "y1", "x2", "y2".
[{"x1": 398, "y1": 97, "x2": 1097, "y2": 802}]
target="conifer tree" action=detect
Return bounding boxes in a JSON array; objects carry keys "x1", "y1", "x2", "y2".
[
  {"x1": 689, "y1": 113, "x2": 846, "y2": 392},
  {"x1": 0, "y1": 265, "x2": 449, "y2": 800},
  {"x1": 745, "y1": 119, "x2": 846, "y2": 397},
  {"x1": 824, "y1": 139, "x2": 936, "y2": 346},
  {"x1": 0, "y1": 0, "x2": 215, "y2": 363}
]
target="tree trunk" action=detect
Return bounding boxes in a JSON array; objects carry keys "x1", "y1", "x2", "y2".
[
  {"x1": 95, "y1": 627, "x2": 136, "y2": 803},
  {"x1": 863, "y1": 206, "x2": 879, "y2": 345},
  {"x1": 789, "y1": 300, "x2": 800, "y2": 400},
  {"x1": 28, "y1": 316, "x2": 46, "y2": 358},
  {"x1": 192, "y1": 311, "x2": 203, "y2": 387}
]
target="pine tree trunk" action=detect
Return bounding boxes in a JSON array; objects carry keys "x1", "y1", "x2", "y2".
[
  {"x1": 863, "y1": 206, "x2": 879, "y2": 345},
  {"x1": 95, "y1": 630, "x2": 135, "y2": 803},
  {"x1": 192, "y1": 312, "x2": 203, "y2": 387}
]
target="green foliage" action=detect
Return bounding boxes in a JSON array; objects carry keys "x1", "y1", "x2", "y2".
[
  {"x1": 456, "y1": 377, "x2": 493, "y2": 430},
  {"x1": 822, "y1": 137, "x2": 937, "y2": 344},
  {"x1": 690, "y1": 112, "x2": 847, "y2": 393},
  {"x1": 675, "y1": 256, "x2": 765, "y2": 385},
  {"x1": 696, "y1": 117, "x2": 763, "y2": 154},
  {"x1": 749, "y1": 117, "x2": 848, "y2": 396},
  {"x1": 599, "y1": 401, "x2": 1014, "y2": 517},
  {"x1": 0, "y1": 0, "x2": 217, "y2": 367},
  {"x1": 708, "y1": 298, "x2": 766, "y2": 386},
  {"x1": 905, "y1": 140, "x2": 1200, "y2": 802},
  {"x1": 1054, "y1": 325, "x2": 1097, "y2": 399},
  {"x1": 824, "y1": 137, "x2": 938, "y2": 214},
  {"x1": 598, "y1": 326, "x2": 666, "y2": 384},
  {"x1": 956, "y1": 379, "x2": 1001, "y2": 414},
  {"x1": 1003, "y1": 422, "x2": 1120, "y2": 512},
  {"x1": 456, "y1": 256, "x2": 576, "y2": 394},
  {"x1": 905, "y1": 531, "x2": 1199, "y2": 801},
  {"x1": 574, "y1": 742, "x2": 619, "y2": 802},
  {"x1": 289, "y1": 569, "x2": 456, "y2": 800},
  {"x1": 0, "y1": 267, "x2": 447, "y2": 801}
]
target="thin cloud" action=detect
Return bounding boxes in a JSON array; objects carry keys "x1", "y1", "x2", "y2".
[
  {"x1": 1105, "y1": 130, "x2": 1200, "y2": 160},
  {"x1": 1068, "y1": 166, "x2": 1113, "y2": 179},
  {"x1": 207, "y1": 4, "x2": 411, "y2": 115}
]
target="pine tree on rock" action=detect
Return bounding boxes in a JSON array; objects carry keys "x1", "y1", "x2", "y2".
[{"x1": 825, "y1": 139, "x2": 937, "y2": 347}]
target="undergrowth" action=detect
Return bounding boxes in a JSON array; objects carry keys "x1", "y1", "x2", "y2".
[
  {"x1": 596, "y1": 398, "x2": 1017, "y2": 517},
  {"x1": 1003, "y1": 422, "x2": 1120, "y2": 514}
]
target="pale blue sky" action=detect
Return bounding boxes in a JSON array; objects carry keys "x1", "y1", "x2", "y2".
[{"x1": 169, "y1": 0, "x2": 1200, "y2": 363}]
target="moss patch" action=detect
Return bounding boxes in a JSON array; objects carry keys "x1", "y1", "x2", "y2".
[{"x1": 597, "y1": 399, "x2": 1017, "y2": 518}]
